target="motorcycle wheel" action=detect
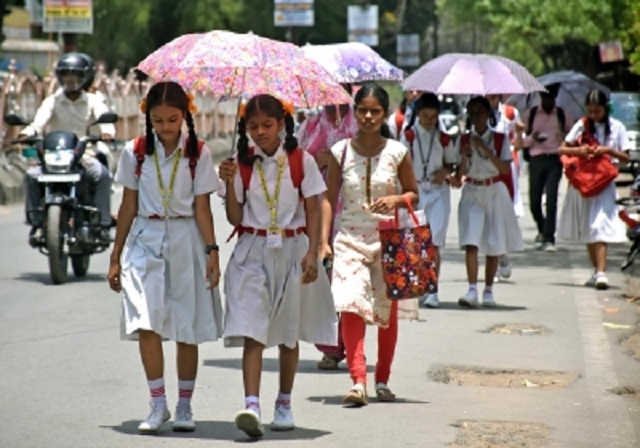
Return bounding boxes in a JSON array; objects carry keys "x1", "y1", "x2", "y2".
[
  {"x1": 46, "y1": 205, "x2": 69, "y2": 285},
  {"x1": 71, "y1": 255, "x2": 90, "y2": 277}
]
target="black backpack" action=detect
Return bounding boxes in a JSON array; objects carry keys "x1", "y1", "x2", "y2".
[{"x1": 522, "y1": 106, "x2": 566, "y2": 162}]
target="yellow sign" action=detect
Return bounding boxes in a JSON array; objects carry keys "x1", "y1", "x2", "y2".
[{"x1": 45, "y1": 6, "x2": 91, "y2": 18}]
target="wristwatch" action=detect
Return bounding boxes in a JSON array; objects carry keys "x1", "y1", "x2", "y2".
[{"x1": 205, "y1": 244, "x2": 219, "y2": 254}]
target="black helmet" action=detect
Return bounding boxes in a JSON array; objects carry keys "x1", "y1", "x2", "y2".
[{"x1": 55, "y1": 53, "x2": 95, "y2": 93}]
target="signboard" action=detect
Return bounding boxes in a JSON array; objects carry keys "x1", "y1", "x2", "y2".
[
  {"x1": 599, "y1": 40, "x2": 624, "y2": 64},
  {"x1": 347, "y1": 5, "x2": 378, "y2": 47},
  {"x1": 43, "y1": 0, "x2": 93, "y2": 34},
  {"x1": 26, "y1": 0, "x2": 44, "y2": 25},
  {"x1": 397, "y1": 34, "x2": 420, "y2": 67},
  {"x1": 274, "y1": 0, "x2": 314, "y2": 27}
]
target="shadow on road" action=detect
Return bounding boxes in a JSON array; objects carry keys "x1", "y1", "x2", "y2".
[
  {"x1": 203, "y1": 357, "x2": 375, "y2": 374},
  {"x1": 12, "y1": 271, "x2": 106, "y2": 285},
  {"x1": 424, "y1": 302, "x2": 528, "y2": 311},
  {"x1": 306, "y1": 395, "x2": 430, "y2": 406},
  {"x1": 104, "y1": 419, "x2": 331, "y2": 441}
]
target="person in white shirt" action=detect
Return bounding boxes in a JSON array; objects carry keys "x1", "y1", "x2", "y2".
[
  {"x1": 558, "y1": 89, "x2": 630, "y2": 289},
  {"x1": 387, "y1": 90, "x2": 420, "y2": 139},
  {"x1": 21, "y1": 53, "x2": 115, "y2": 244},
  {"x1": 486, "y1": 94, "x2": 524, "y2": 282},
  {"x1": 401, "y1": 93, "x2": 458, "y2": 308}
]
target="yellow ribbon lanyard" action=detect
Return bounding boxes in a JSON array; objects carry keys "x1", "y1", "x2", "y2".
[
  {"x1": 255, "y1": 156, "x2": 286, "y2": 233},
  {"x1": 153, "y1": 148, "x2": 182, "y2": 214}
]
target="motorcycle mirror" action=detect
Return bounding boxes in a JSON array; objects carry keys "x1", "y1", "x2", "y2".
[
  {"x1": 4, "y1": 114, "x2": 29, "y2": 126},
  {"x1": 94, "y1": 112, "x2": 119, "y2": 124}
]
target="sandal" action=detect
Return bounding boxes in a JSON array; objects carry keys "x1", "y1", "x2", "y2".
[
  {"x1": 317, "y1": 354, "x2": 340, "y2": 370},
  {"x1": 375, "y1": 383, "x2": 396, "y2": 402},
  {"x1": 343, "y1": 386, "x2": 368, "y2": 407}
]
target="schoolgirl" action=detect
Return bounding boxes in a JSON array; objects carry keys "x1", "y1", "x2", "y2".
[
  {"x1": 107, "y1": 81, "x2": 223, "y2": 434},
  {"x1": 401, "y1": 92, "x2": 457, "y2": 308},
  {"x1": 558, "y1": 89, "x2": 630, "y2": 289},
  {"x1": 456, "y1": 96, "x2": 523, "y2": 308},
  {"x1": 320, "y1": 83, "x2": 419, "y2": 406},
  {"x1": 218, "y1": 94, "x2": 337, "y2": 438}
]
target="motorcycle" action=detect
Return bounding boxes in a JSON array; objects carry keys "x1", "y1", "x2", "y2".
[
  {"x1": 4, "y1": 112, "x2": 119, "y2": 285},
  {"x1": 616, "y1": 173, "x2": 640, "y2": 272}
]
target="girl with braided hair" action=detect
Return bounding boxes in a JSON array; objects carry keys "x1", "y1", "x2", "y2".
[
  {"x1": 218, "y1": 94, "x2": 336, "y2": 438},
  {"x1": 108, "y1": 81, "x2": 223, "y2": 434}
]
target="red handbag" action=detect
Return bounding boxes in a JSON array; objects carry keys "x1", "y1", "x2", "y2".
[{"x1": 561, "y1": 118, "x2": 618, "y2": 198}]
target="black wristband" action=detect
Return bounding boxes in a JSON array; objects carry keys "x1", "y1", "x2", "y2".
[{"x1": 205, "y1": 244, "x2": 219, "y2": 254}]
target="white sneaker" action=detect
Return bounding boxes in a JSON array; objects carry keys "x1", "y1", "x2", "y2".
[
  {"x1": 173, "y1": 406, "x2": 195, "y2": 432},
  {"x1": 595, "y1": 274, "x2": 609, "y2": 290},
  {"x1": 482, "y1": 290, "x2": 497, "y2": 307},
  {"x1": 138, "y1": 402, "x2": 171, "y2": 434},
  {"x1": 458, "y1": 290, "x2": 479, "y2": 308},
  {"x1": 271, "y1": 405, "x2": 294, "y2": 431},
  {"x1": 235, "y1": 408, "x2": 264, "y2": 438},
  {"x1": 498, "y1": 257, "x2": 512, "y2": 279},
  {"x1": 422, "y1": 293, "x2": 439, "y2": 308},
  {"x1": 584, "y1": 272, "x2": 597, "y2": 287}
]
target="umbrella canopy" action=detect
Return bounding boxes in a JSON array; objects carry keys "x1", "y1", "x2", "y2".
[
  {"x1": 137, "y1": 30, "x2": 352, "y2": 108},
  {"x1": 506, "y1": 70, "x2": 611, "y2": 123},
  {"x1": 402, "y1": 53, "x2": 545, "y2": 95},
  {"x1": 302, "y1": 42, "x2": 404, "y2": 83}
]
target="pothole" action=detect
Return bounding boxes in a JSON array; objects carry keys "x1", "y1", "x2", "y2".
[
  {"x1": 430, "y1": 365, "x2": 579, "y2": 389},
  {"x1": 609, "y1": 386, "x2": 640, "y2": 402},
  {"x1": 482, "y1": 323, "x2": 551, "y2": 336},
  {"x1": 621, "y1": 331, "x2": 640, "y2": 362},
  {"x1": 448, "y1": 420, "x2": 551, "y2": 448}
]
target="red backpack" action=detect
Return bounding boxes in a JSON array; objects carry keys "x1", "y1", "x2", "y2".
[
  {"x1": 238, "y1": 147, "x2": 305, "y2": 201},
  {"x1": 560, "y1": 117, "x2": 618, "y2": 197},
  {"x1": 460, "y1": 132, "x2": 515, "y2": 201},
  {"x1": 404, "y1": 128, "x2": 452, "y2": 155},
  {"x1": 394, "y1": 109, "x2": 405, "y2": 137},
  {"x1": 133, "y1": 136, "x2": 204, "y2": 180}
]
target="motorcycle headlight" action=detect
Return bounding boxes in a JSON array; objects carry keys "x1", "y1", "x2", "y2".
[{"x1": 44, "y1": 150, "x2": 74, "y2": 171}]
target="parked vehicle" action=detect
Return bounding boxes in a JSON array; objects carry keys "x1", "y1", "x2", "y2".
[{"x1": 610, "y1": 92, "x2": 640, "y2": 175}]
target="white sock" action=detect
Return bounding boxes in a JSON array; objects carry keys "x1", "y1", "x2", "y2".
[
  {"x1": 177, "y1": 379, "x2": 195, "y2": 410},
  {"x1": 245, "y1": 395, "x2": 260, "y2": 417},
  {"x1": 468, "y1": 283, "x2": 478, "y2": 292},
  {"x1": 596, "y1": 271, "x2": 606, "y2": 277},
  {"x1": 276, "y1": 392, "x2": 291, "y2": 409},
  {"x1": 148, "y1": 378, "x2": 166, "y2": 408},
  {"x1": 484, "y1": 284, "x2": 493, "y2": 293}
]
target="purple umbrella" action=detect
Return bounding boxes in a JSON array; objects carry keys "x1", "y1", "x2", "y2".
[
  {"x1": 403, "y1": 53, "x2": 545, "y2": 95},
  {"x1": 303, "y1": 42, "x2": 404, "y2": 83}
]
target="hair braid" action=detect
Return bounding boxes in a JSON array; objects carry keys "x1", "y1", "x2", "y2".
[
  {"x1": 283, "y1": 112, "x2": 298, "y2": 152},
  {"x1": 184, "y1": 111, "x2": 199, "y2": 157},
  {"x1": 144, "y1": 108, "x2": 155, "y2": 155}
]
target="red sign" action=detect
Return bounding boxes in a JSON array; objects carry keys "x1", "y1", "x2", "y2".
[{"x1": 599, "y1": 40, "x2": 624, "y2": 64}]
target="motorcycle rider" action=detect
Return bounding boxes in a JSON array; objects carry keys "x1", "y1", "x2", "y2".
[{"x1": 20, "y1": 53, "x2": 115, "y2": 245}]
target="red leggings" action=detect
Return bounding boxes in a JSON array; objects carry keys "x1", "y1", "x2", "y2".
[{"x1": 341, "y1": 301, "x2": 398, "y2": 385}]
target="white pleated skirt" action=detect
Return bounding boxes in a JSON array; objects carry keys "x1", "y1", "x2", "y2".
[
  {"x1": 120, "y1": 217, "x2": 224, "y2": 344},
  {"x1": 223, "y1": 233, "x2": 338, "y2": 349},
  {"x1": 558, "y1": 183, "x2": 627, "y2": 244},
  {"x1": 419, "y1": 183, "x2": 451, "y2": 248},
  {"x1": 458, "y1": 182, "x2": 524, "y2": 256}
]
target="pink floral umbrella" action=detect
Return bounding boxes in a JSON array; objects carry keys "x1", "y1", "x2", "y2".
[{"x1": 137, "y1": 30, "x2": 352, "y2": 108}]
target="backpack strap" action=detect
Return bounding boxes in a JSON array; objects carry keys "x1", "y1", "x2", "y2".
[
  {"x1": 185, "y1": 140, "x2": 204, "y2": 180},
  {"x1": 439, "y1": 132, "x2": 451, "y2": 148},
  {"x1": 494, "y1": 132, "x2": 505, "y2": 156},
  {"x1": 239, "y1": 147, "x2": 255, "y2": 203},
  {"x1": 404, "y1": 128, "x2": 415, "y2": 158},
  {"x1": 133, "y1": 136, "x2": 146, "y2": 178},
  {"x1": 287, "y1": 147, "x2": 305, "y2": 200},
  {"x1": 395, "y1": 109, "x2": 405, "y2": 137},
  {"x1": 556, "y1": 107, "x2": 566, "y2": 132},
  {"x1": 526, "y1": 106, "x2": 538, "y2": 135},
  {"x1": 460, "y1": 133, "x2": 470, "y2": 153}
]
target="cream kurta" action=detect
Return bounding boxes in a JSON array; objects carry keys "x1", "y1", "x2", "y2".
[
  {"x1": 115, "y1": 133, "x2": 223, "y2": 344},
  {"x1": 330, "y1": 138, "x2": 418, "y2": 327}
]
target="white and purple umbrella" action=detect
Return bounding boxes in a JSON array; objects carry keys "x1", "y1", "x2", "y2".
[
  {"x1": 402, "y1": 53, "x2": 545, "y2": 95},
  {"x1": 302, "y1": 42, "x2": 404, "y2": 84}
]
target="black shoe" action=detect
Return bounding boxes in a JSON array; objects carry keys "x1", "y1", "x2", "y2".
[
  {"x1": 98, "y1": 228, "x2": 113, "y2": 244},
  {"x1": 28, "y1": 227, "x2": 42, "y2": 247}
]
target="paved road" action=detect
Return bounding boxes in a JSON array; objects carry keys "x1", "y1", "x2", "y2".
[{"x1": 0, "y1": 173, "x2": 639, "y2": 447}]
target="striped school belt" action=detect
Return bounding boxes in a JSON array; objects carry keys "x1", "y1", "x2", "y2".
[
  {"x1": 465, "y1": 176, "x2": 501, "y2": 187},
  {"x1": 237, "y1": 226, "x2": 306, "y2": 237}
]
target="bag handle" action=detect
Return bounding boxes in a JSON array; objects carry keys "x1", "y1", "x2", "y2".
[{"x1": 394, "y1": 195, "x2": 419, "y2": 228}]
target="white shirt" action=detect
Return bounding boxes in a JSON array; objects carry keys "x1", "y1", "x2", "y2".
[
  {"x1": 457, "y1": 128, "x2": 512, "y2": 180},
  {"x1": 402, "y1": 124, "x2": 457, "y2": 183},
  {"x1": 231, "y1": 145, "x2": 326, "y2": 230},
  {"x1": 565, "y1": 117, "x2": 630, "y2": 151},
  {"x1": 22, "y1": 89, "x2": 116, "y2": 138},
  {"x1": 115, "y1": 132, "x2": 219, "y2": 217},
  {"x1": 491, "y1": 103, "x2": 520, "y2": 141}
]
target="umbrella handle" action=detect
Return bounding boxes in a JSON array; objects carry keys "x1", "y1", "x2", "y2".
[{"x1": 228, "y1": 97, "x2": 243, "y2": 159}]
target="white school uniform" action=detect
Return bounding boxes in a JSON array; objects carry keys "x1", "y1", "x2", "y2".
[
  {"x1": 115, "y1": 132, "x2": 224, "y2": 344},
  {"x1": 558, "y1": 117, "x2": 629, "y2": 244},
  {"x1": 457, "y1": 128, "x2": 524, "y2": 255},
  {"x1": 401, "y1": 123, "x2": 457, "y2": 248},
  {"x1": 223, "y1": 145, "x2": 337, "y2": 349},
  {"x1": 492, "y1": 104, "x2": 525, "y2": 218}
]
